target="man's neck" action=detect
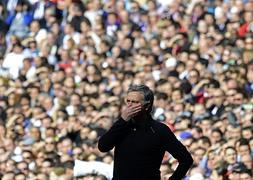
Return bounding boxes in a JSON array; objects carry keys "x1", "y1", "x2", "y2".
[{"x1": 132, "y1": 113, "x2": 149, "y2": 123}]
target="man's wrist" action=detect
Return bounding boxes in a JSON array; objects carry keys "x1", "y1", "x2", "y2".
[{"x1": 121, "y1": 115, "x2": 130, "y2": 121}]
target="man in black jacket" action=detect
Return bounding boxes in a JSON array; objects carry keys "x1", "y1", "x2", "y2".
[{"x1": 98, "y1": 84, "x2": 193, "y2": 180}]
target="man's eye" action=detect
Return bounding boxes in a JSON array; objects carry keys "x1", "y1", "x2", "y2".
[{"x1": 126, "y1": 100, "x2": 139, "y2": 103}]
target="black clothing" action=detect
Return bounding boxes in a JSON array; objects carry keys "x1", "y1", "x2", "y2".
[
  {"x1": 207, "y1": 104, "x2": 225, "y2": 117},
  {"x1": 98, "y1": 116, "x2": 193, "y2": 180}
]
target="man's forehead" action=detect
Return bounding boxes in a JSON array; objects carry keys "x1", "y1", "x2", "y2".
[{"x1": 127, "y1": 91, "x2": 144, "y2": 98}]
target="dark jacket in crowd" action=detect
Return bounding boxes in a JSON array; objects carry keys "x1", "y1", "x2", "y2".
[{"x1": 98, "y1": 115, "x2": 193, "y2": 180}]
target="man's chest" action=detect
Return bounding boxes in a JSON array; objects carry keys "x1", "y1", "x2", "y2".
[{"x1": 117, "y1": 127, "x2": 163, "y2": 156}]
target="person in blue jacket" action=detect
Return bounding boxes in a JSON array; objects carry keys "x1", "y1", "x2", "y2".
[{"x1": 5, "y1": 0, "x2": 33, "y2": 39}]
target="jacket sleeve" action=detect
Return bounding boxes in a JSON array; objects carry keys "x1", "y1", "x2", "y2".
[
  {"x1": 162, "y1": 126, "x2": 193, "y2": 180},
  {"x1": 98, "y1": 117, "x2": 130, "y2": 152}
]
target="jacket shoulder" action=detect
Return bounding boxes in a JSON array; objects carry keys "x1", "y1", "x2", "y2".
[{"x1": 151, "y1": 119, "x2": 172, "y2": 132}]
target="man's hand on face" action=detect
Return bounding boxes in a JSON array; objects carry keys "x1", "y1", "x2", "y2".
[{"x1": 121, "y1": 103, "x2": 142, "y2": 121}]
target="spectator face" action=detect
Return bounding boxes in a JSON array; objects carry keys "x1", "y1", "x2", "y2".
[
  {"x1": 210, "y1": 130, "x2": 222, "y2": 144},
  {"x1": 249, "y1": 138, "x2": 253, "y2": 152},
  {"x1": 33, "y1": 56, "x2": 43, "y2": 67},
  {"x1": 157, "y1": 82, "x2": 173, "y2": 97},
  {"x1": 207, "y1": 150, "x2": 216, "y2": 169},
  {"x1": 80, "y1": 127, "x2": 90, "y2": 140},
  {"x1": 102, "y1": 154, "x2": 113, "y2": 164},
  {"x1": 199, "y1": 119, "x2": 212, "y2": 136},
  {"x1": 246, "y1": 65, "x2": 253, "y2": 83},
  {"x1": 210, "y1": 169, "x2": 223, "y2": 180},
  {"x1": 228, "y1": 172, "x2": 240, "y2": 180},
  {"x1": 204, "y1": 13, "x2": 215, "y2": 25},
  {"x1": 16, "y1": 161, "x2": 28, "y2": 175},
  {"x1": 242, "y1": 128, "x2": 252, "y2": 140},
  {"x1": 193, "y1": 148, "x2": 205, "y2": 165},
  {"x1": 70, "y1": 94, "x2": 81, "y2": 106},
  {"x1": 225, "y1": 148, "x2": 237, "y2": 165},
  {"x1": 244, "y1": 11, "x2": 253, "y2": 23},
  {"x1": 172, "y1": 103, "x2": 184, "y2": 115},
  {"x1": 46, "y1": 32, "x2": 56, "y2": 45},
  {"x1": 174, "y1": 118, "x2": 191, "y2": 130},
  {"x1": 14, "y1": 124, "x2": 24, "y2": 136},
  {"x1": 50, "y1": 22, "x2": 61, "y2": 35},
  {"x1": 225, "y1": 89, "x2": 237, "y2": 104},
  {"x1": 130, "y1": 1, "x2": 140, "y2": 13},
  {"x1": 59, "y1": 138, "x2": 73, "y2": 155},
  {"x1": 8, "y1": 93, "x2": 17, "y2": 106},
  {"x1": 64, "y1": 23, "x2": 74, "y2": 34},
  {"x1": 35, "y1": 151, "x2": 45, "y2": 167},
  {"x1": 188, "y1": 70, "x2": 200, "y2": 85},
  {"x1": 32, "y1": 106, "x2": 45, "y2": 119},
  {"x1": 239, "y1": 172, "x2": 252, "y2": 180},
  {"x1": 64, "y1": 77, "x2": 75, "y2": 94},
  {"x1": 2, "y1": 172, "x2": 15, "y2": 180},
  {"x1": 190, "y1": 127, "x2": 202, "y2": 139},
  {"x1": 232, "y1": 93, "x2": 245, "y2": 105},
  {"x1": 4, "y1": 139, "x2": 15, "y2": 151},
  {"x1": 22, "y1": 151, "x2": 33, "y2": 163},
  {"x1": 171, "y1": 89, "x2": 182, "y2": 102},
  {"x1": 36, "y1": 173, "x2": 48, "y2": 180},
  {"x1": 245, "y1": 37, "x2": 253, "y2": 50},
  {"x1": 211, "y1": 89, "x2": 224, "y2": 106},
  {"x1": 118, "y1": 9, "x2": 129, "y2": 23},
  {"x1": 19, "y1": 96, "x2": 29, "y2": 112},
  {"x1": 107, "y1": 13, "x2": 117, "y2": 25},
  {"x1": 226, "y1": 125, "x2": 241, "y2": 140},
  {"x1": 197, "y1": 20, "x2": 208, "y2": 34},
  {"x1": 73, "y1": 147, "x2": 83, "y2": 160},
  {"x1": 41, "y1": 116, "x2": 53, "y2": 128},
  {"x1": 5, "y1": 159, "x2": 16, "y2": 172},
  {"x1": 240, "y1": 154, "x2": 253, "y2": 170},
  {"x1": 41, "y1": 160, "x2": 53, "y2": 174},
  {"x1": 45, "y1": 137, "x2": 56, "y2": 153},
  {"x1": 45, "y1": 127, "x2": 55, "y2": 138},
  {"x1": 181, "y1": 137, "x2": 193, "y2": 150},
  {"x1": 238, "y1": 144, "x2": 251, "y2": 157},
  {"x1": 121, "y1": 37, "x2": 132, "y2": 50},
  {"x1": 29, "y1": 127, "x2": 41, "y2": 141},
  {"x1": 87, "y1": 130, "x2": 98, "y2": 142},
  {"x1": 94, "y1": 24, "x2": 105, "y2": 36},
  {"x1": 80, "y1": 21, "x2": 91, "y2": 34},
  {"x1": 60, "y1": 49, "x2": 70, "y2": 62},
  {"x1": 213, "y1": 120, "x2": 226, "y2": 134},
  {"x1": 29, "y1": 21, "x2": 40, "y2": 33},
  {"x1": 226, "y1": 78, "x2": 239, "y2": 90}
]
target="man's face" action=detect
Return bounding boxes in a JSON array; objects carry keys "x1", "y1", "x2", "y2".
[{"x1": 125, "y1": 91, "x2": 146, "y2": 114}]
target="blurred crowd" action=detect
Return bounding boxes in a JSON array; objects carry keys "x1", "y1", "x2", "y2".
[{"x1": 0, "y1": 0, "x2": 252, "y2": 179}]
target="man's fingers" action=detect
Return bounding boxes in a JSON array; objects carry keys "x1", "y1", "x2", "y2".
[{"x1": 129, "y1": 105, "x2": 142, "y2": 116}]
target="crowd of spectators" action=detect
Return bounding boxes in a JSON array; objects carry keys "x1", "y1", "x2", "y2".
[{"x1": 0, "y1": 0, "x2": 252, "y2": 179}]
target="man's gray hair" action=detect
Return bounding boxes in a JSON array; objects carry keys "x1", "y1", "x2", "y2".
[{"x1": 127, "y1": 84, "x2": 154, "y2": 113}]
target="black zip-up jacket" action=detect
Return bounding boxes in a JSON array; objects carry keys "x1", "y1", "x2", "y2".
[{"x1": 98, "y1": 116, "x2": 193, "y2": 180}]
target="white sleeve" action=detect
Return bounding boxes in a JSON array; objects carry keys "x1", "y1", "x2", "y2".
[{"x1": 74, "y1": 160, "x2": 113, "y2": 179}]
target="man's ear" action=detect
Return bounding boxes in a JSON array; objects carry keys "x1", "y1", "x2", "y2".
[{"x1": 144, "y1": 102, "x2": 151, "y2": 111}]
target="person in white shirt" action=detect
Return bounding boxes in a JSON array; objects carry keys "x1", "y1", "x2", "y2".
[{"x1": 3, "y1": 43, "x2": 25, "y2": 79}]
